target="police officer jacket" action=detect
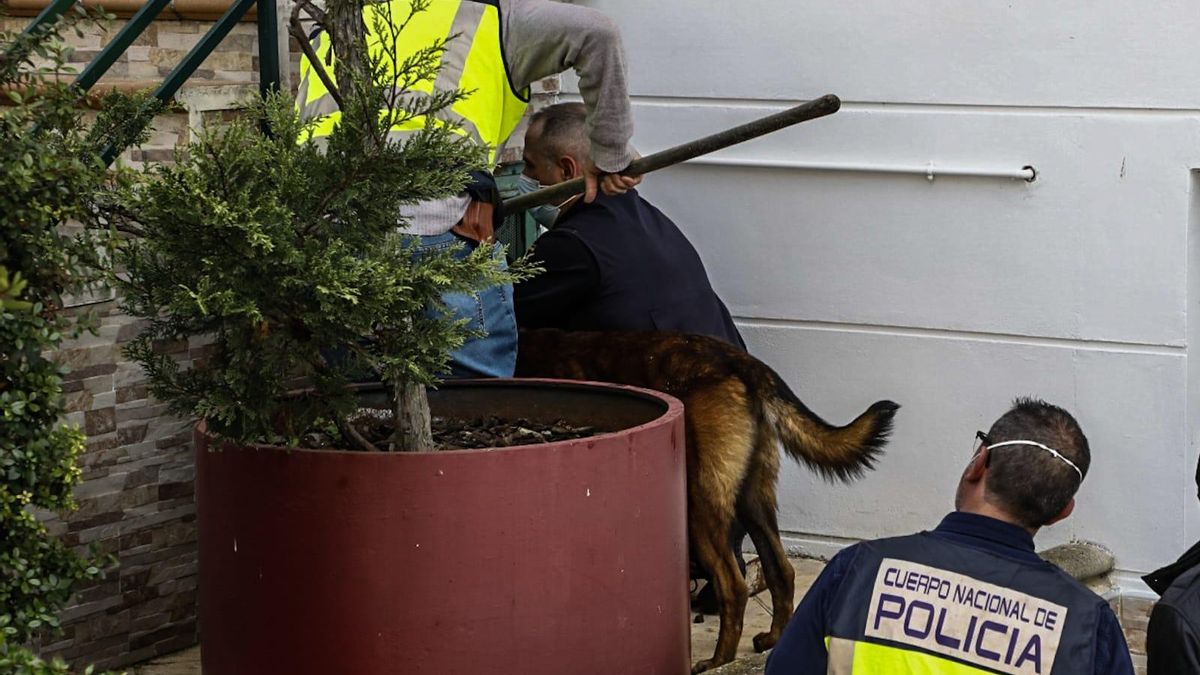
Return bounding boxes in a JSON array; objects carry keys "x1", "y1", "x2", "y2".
[{"x1": 766, "y1": 512, "x2": 1134, "y2": 675}]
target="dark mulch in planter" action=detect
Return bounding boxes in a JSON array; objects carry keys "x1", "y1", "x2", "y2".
[
  {"x1": 430, "y1": 416, "x2": 599, "y2": 450},
  {"x1": 350, "y1": 410, "x2": 599, "y2": 450}
]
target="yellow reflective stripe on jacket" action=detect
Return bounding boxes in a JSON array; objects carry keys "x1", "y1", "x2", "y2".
[
  {"x1": 454, "y1": 0, "x2": 527, "y2": 161},
  {"x1": 296, "y1": 0, "x2": 529, "y2": 166},
  {"x1": 826, "y1": 637, "x2": 998, "y2": 675}
]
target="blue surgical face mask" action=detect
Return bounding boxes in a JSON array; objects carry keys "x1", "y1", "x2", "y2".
[{"x1": 515, "y1": 173, "x2": 566, "y2": 228}]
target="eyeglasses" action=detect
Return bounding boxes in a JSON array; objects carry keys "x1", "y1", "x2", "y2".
[
  {"x1": 973, "y1": 430, "x2": 1083, "y2": 481},
  {"x1": 974, "y1": 430, "x2": 990, "y2": 452}
]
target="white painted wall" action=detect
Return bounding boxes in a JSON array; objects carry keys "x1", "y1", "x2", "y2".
[{"x1": 570, "y1": 1, "x2": 1200, "y2": 578}]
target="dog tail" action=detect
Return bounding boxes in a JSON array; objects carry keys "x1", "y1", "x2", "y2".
[{"x1": 752, "y1": 362, "x2": 899, "y2": 482}]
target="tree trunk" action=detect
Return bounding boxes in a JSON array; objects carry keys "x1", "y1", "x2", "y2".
[
  {"x1": 393, "y1": 380, "x2": 434, "y2": 452},
  {"x1": 328, "y1": 0, "x2": 438, "y2": 452},
  {"x1": 326, "y1": 0, "x2": 368, "y2": 98}
]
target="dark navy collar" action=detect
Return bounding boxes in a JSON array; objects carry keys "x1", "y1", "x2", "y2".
[
  {"x1": 555, "y1": 188, "x2": 641, "y2": 227},
  {"x1": 931, "y1": 511, "x2": 1040, "y2": 563}
]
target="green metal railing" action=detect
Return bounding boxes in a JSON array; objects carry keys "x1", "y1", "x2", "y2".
[
  {"x1": 14, "y1": 2, "x2": 840, "y2": 262},
  {"x1": 16, "y1": 0, "x2": 281, "y2": 165},
  {"x1": 494, "y1": 162, "x2": 540, "y2": 263}
]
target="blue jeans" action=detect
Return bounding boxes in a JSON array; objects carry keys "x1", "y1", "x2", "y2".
[{"x1": 415, "y1": 232, "x2": 517, "y2": 379}]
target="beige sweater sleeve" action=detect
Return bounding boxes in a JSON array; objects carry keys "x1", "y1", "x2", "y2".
[{"x1": 499, "y1": 0, "x2": 635, "y2": 173}]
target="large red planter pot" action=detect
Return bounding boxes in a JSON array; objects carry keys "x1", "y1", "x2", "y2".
[{"x1": 195, "y1": 379, "x2": 689, "y2": 675}]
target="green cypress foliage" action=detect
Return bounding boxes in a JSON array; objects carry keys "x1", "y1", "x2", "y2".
[{"x1": 113, "y1": 0, "x2": 532, "y2": 451}]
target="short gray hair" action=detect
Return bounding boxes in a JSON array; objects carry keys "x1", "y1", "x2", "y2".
[{"x1": 527, "y1": 102, "x2": 590, "y2": 163}]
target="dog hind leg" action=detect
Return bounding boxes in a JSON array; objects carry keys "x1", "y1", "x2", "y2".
[
  {"x1": 685, "y1": 382, "x2": 755, "y2": 673},
  {"x1": 689, "y1": 501, "x2": 748, "y2": 674},
  {"x1": 735, "y1": 434, "x2": 795, "y2": 652}
]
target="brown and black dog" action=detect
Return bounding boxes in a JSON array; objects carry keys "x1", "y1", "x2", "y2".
[{"x1": 516, "y1": 328, "x2": 899, "y2": 673}]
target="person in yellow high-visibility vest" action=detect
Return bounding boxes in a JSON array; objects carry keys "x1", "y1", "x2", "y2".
[{"x1": 297, "y1": 0, "x2": 639, "y2": 378}]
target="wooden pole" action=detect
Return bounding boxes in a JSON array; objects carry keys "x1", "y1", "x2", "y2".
[{"x1": 502, "y1": 94, "x2": 842, "y2": 213}]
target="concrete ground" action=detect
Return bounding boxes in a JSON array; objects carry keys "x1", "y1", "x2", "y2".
[
  {"x1": 129, "y1": 557, "x2": 827, "y2": 675},
  {"x1": 127, "y1": 647, "x2": 200, "y2": 675},
  {"x1": 128, "y1": 543, "x2": 1146, "y2": 675},
  {"x1": 690, "y1": 558, "x2": 825, "y2": 666},
  {"x1": 121, "y1": 553, "x2": 1152, "y2": 675}
]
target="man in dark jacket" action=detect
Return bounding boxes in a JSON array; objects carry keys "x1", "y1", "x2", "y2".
[
  {"x1": 1143, "y1": 466, "x2": 1200, "y2": 673},
  {"x1": 512, "y1": 102, "x2": 744, "y2": 349},
  {"x1": 512, "y1": 102, "x2": 746, "y2": 613},
  {"x1": 766, "y1": 398, "x2": 1134, "y2": 675}
]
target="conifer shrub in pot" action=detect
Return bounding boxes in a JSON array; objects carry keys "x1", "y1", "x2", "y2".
[{"x1": 110, "y1": 2, "x2": 688, "y2": 672}]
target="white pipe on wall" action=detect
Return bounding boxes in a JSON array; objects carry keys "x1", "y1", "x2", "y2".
[{"x1": 685, "y1": 155, "x2": 1038, "y2": 183}]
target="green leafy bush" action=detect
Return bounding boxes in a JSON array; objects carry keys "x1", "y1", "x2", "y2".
[
  {"x1": 0, "y1": 613, "x2": 109, "y2": 674},
  {"x1": 1, "y1": 8, "x2": 145, "y2": 671}
]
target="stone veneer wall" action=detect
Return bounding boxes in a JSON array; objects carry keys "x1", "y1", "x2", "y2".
[
  {"x1": 1110, "y1": 592, "x2": 1154, "y2": 675},
  {"x1": 37, "y1": 302, "x2": 204, "y2": 669},
  {"x1": 0, "y1": 11, "x2": 259, "y2": 670},
  {"x1": 0, "y1": 16, "x2": 266, "y2": 87},
  {"x1": 4, "y1": 7, "x2": 557, "y2": 669}
]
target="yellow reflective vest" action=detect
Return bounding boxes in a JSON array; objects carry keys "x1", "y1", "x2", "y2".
[{"x1": 296, "y1": 0, "x2": 529, "y2": 166}]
